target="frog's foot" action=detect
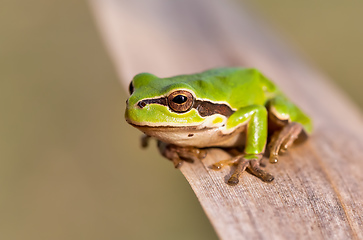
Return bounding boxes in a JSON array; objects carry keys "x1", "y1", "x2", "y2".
[
  {"x1": 140, "y1": 134, "x2": 151, "y2": 148},
  {"x1": 157, "y1": 141, "x2": 207, "y2": 168},
  {"x1": 269, "y1": 122, "x2": 303, "y2": 163},
  {"x1": 212, "y1": 154, "x2": 274, "y2": 185}
]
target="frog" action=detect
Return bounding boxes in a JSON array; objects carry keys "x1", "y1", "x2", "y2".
[{"x1": 125, "y1": 67, "x2": 312, "y2": 185}]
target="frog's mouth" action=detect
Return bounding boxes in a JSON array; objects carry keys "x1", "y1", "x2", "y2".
[
  {"x1": 128, "y1": 121, "x2": 245, "y2": 148},
  {"x1": 127, "y1": 121, "x2": 209, "y2": 131}
]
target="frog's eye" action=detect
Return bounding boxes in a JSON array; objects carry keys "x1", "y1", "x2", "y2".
[
  {"x1": 128, "y1": 81, "x2": 134, "y2": 95},
  {"x1": 167, "y1": 90, "x2": 194, "y2": 113}
]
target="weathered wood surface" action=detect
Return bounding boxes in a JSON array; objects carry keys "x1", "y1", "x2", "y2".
[{"x1": 90, "y1": 0, "x2": 363, "y2": 239}]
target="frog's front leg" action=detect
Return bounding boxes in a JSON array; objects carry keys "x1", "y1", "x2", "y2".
[
  {"x1": 212, "y1": 105, "x2": 274, "y2": 185},
  {"x1": 157, "y1": 141, "x2": 207, "y2": 168}
]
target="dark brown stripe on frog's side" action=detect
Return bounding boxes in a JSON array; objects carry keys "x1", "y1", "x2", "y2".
[
  {"x1": 137, "y1": 97, "x2": 235, "y2": 117},
  {"x1": 193, "y1": 100, "x2": 234, "y2": 117}
]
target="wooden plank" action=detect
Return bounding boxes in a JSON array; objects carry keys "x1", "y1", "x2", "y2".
[{"x1": 89, "y1": 0, "x2": 363, "y2": 239}]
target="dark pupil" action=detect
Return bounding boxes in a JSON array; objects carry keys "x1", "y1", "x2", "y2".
[{"x1": 172, "y1": 95, "x2": 187, "y2": 104}]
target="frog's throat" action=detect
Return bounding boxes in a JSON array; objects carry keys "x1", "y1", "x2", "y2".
[{"x1": 137, "y1": 97, "x2": 235, "y2": 117}]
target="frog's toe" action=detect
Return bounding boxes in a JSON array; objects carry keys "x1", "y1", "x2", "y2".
[
  {"x1": 160, "y1": 144, "x2": 185, "y2": 168},
  {"x1": 172, "y1": 158, "x2": 184, "y2": 168},
  {"x1": 227, "y1": 175, "x2": 240, "y2": 186},
  {"x1": 140, "y1": 134, "x2": 151, "y2": 148},
  {"x1": 227, "y1": 158, "x2": 250, "y2": 185},
  {"x1": 197, "y1": 149, "x2": 207, "y2": 159},
  {"x1": 177, "y1": 148, "x2": 207, "y2": 163},
  {"x1": 269, "y1": 154, "x2": 279, "y2": 163},
  {"x1": 249, "y1": 159, "x2": 274, "y2": 182},
  {"x1": 211, "y1": 156, "x2": 240, "y2": 170}
]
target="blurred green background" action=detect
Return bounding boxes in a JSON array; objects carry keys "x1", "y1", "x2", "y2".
[{"x1": 0, "y1": 1, "x2": 362, "y2": 240}]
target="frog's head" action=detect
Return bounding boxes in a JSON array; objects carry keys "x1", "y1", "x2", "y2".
[
  {"x1": 125, "y1": 72, "x2": 204, "y2": 127},
  {"x1": 125, "y1": 72, "x2": 235, "y2": 145}
]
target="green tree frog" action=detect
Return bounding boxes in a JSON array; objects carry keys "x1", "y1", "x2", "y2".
[{"x1": 125, "y1": 68, "x2": 312, "y2": 185}]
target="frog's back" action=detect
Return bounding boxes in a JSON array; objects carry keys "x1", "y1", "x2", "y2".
[{"x1": 168, "y1": 67, "x2": 278, "y2": 109}]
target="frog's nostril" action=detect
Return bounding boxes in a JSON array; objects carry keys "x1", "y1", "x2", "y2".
[{"x1": 137, "y1": 101, "x2": 147, "y2": 108}]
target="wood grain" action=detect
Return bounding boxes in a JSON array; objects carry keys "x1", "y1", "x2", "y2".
[{"x1": 90, "y1": 0, "x2": 363, "y2": 239}]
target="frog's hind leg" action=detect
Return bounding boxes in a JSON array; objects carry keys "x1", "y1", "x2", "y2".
[
  {"x1": 269, "y1": 122, "x2": 304, "y2": 163},
  {"x1": 267, "y1": 95, "x2": 312, "y2": 163}
]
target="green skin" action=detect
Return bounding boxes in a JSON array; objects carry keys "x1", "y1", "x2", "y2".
[{"x1": 125, "y1": 68, "x2": 312, "y2": 183}]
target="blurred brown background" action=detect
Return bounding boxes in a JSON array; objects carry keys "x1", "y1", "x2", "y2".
[{"x1": 0, "y1": 1, "x2": 362, "y2": 240}]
